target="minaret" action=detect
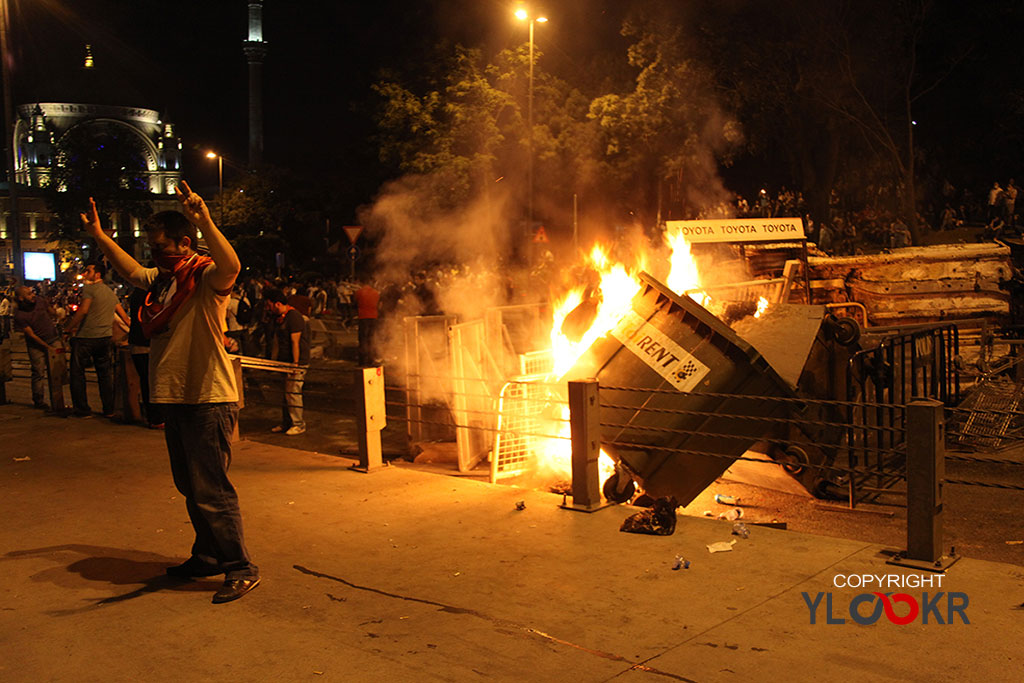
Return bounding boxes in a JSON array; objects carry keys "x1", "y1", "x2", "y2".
[{"x1": 243, "y1": 1, "x2": 267, "y2": 168}]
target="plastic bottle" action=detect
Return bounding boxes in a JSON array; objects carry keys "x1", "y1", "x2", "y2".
[
  {"x1": 732, "y1": 522, "x2": 750, "y2": 539},
  {"x1": 714, "y1": 493, "x2": 741, "y2": 505},
  {"x1": 718, "y1": 508, "x2": 744, "y2": 521}
]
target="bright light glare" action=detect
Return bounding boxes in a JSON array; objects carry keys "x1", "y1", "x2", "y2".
[
  {"x1": 206, "y1": 151, "x2": 218, "y2": 159},
  {"x1": 514, "y1": 8, "x2": 527, "y2": 20},
  {"x1": 536, "y1": 16, "x2": 547, "y2": 22}
]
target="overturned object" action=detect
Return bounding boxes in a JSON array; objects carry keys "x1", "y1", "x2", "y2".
[
  {"x1": 565, "y1": 273, "x2": 799, "y2": 506},
  {"x1": 620, "y1": 497, "x2": 679, "y2": 536}
]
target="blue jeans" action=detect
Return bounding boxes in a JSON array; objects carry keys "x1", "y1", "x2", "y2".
[
  {"x1": 70, "y1": 336, "x2": 114, "y2": 415},
  {"x1": 163, "y1": 402, "x2": 258, "y2": 579},
  {"x1": 26, "y1": 341, "x2": 53, "y2": 405}
]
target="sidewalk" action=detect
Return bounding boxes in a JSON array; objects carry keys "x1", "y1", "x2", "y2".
[{"x1": 1, "y1": 403, "x2": 1022, "y2": 682}]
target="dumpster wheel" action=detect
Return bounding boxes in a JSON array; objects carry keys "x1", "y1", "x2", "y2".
[
  {"x1": 831, "y1": 316, "x2": 861, "y2": 346},
  {"x1": 602, "y1": 471, "x2": 636, "y2": 504},
  {"x1": 779, "y1": 445, "x2": 809, "y2": 475}
]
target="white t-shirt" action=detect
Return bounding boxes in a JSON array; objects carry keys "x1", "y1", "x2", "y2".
[{"x1": 140, "y1": 265, "x2": 238, "y2": 404}]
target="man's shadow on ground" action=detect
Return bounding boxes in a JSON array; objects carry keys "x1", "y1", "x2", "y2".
[{"x1": 3, "y1": 544, "x2": 219, "y2": 615}]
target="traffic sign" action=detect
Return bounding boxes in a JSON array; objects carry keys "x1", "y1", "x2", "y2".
[
  {"x1": 347, "y1": 245, "x2": 361, "y2": 260},
  {"x1": 533, "y1": 226, "x2": 549, "y2": 243},
  {"x1": 343, "y1": 225, "x2": 364, "y2": 245}
]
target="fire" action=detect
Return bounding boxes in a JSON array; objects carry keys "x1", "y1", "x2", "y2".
[
  {"x1": 549, "y1": 246, "x2": 642, "y2": 377},
  {"x1": 754, "y1": 296, "x2": 769, "y2": 318},
  {"x1": 530, "y1": 234, "x2": 711, "y2": 491}
]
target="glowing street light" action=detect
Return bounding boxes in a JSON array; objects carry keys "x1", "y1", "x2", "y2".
[
  {"x1": 516, "y1": 7, "x2": 547, "y2": 226},
  {"x1": 206, "y1": 151, "x2": 224, "y2": 225}
]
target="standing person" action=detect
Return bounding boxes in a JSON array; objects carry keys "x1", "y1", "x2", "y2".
[
  {"x1": 0, "y1": 290, "x2": 12, "y2": 340},
  {"x1": 353, "y1": 280, "x2": 379, "y2": 367},
  {"x1": 12, "y1": 286, "x2": 61, "y2": 409},
  {"x1": 64, "y1": 262, "x2": 128, "y2": 418},
  {"x1": 1005, "y1": 179, "x2": 1018, "y2": 228},
  {"x1": 80, "y1": 182, "x2": 260, "y2": 604},
  {"x1": 287, "y1": 285, "x2": 312, "y2": 317},
  {"x1": 127, "y1": 286, "x2": 163, "y2": 429},
  {"x1": 264, "y1": 288, "x2": 309, "y2": 436},
  {"x1": 988, "y1": 182, "x2": 1004, "y2": 221}
]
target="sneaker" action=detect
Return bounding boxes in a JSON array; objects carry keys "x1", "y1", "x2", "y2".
[
  {"x1": 285, "y1": 425, "x2": 306, "y2": 436},
  {"x1": 270, "y1": 425, "x2": 286, "y2": 433},
  {"x1": 212, "y1": 576, "x2": 261, "y2": 604}
]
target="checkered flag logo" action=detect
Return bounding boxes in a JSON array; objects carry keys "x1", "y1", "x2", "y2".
[{"x1": 676, "y1": 360, "x2": 699, "y2": 381}]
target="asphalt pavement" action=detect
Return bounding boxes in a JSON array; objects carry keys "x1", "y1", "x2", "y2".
[{"x1": 2, "y1": 397, "x2": 1024, "y2": 682}]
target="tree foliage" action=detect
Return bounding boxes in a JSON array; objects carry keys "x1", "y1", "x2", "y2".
[{"x1": 43, "y1": 122, "x2": 152, "y2": 241}]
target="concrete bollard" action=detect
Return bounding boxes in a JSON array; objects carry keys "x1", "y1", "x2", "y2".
[
  {"x1": 0, "y1": 343, "x2": 11, "y2": 404},
  {"x1": 45, "y1": 345, "x2": 68, "y2": 413},
  {"x1": 562, "y1": 378, "x2": 610, "y2": 512},
  {"x1": 117, "y1": 347, "x2": 142, "y2": 423},
  {"x1": 352, "y1": 366, "x2": 386, "y2": 472},
  {"x1": 889, "y1": 398, "x2": 959, "y2": 571}
]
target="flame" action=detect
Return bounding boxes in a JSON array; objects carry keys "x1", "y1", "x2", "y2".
[
  {"x1": 754, "y1": 296, "x2": 769, "y2": 318},
  {"x1": 529, "y1": 236, "x2": 707, "y2": 491},
  {"x1": 549, "y1": 246, "x2": 642, "y2": 377},
  {"x1": 665, "y1": 227, "x2": 710, "y2": 305}
]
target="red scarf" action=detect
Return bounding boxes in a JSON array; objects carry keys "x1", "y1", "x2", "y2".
[{"x1": 139, "y1": 253, "x2": 213, "y2": 337}]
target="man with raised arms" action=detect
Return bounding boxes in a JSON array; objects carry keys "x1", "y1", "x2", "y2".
[{"x1": 81, "y1": 182, "x2": 260, "y2": 604}]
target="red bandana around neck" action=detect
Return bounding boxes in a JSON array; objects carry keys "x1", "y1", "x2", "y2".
[{"x1": 139, "y1": 253, "x2": 213, "y2": 337}]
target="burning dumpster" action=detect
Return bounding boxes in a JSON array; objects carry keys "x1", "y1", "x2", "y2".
[{"x1": 563, "y1": 272, "x2": 823, "y2": 506}]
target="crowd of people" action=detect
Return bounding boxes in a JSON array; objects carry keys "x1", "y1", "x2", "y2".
[{"x1": 693, "y1": 178, "x2": 1023, "y2": 256}]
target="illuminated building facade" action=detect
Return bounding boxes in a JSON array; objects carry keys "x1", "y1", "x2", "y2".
[{"x1": 0, "y1": 45, "x2": 183, "y2": 278}]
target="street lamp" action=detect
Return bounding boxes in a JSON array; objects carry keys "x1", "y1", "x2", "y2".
[
  {"x1": 516, "y1": 8, "x2": 547, "y2": 226},
  {"x1": 0, "y1": 0, "x2": 22, "y2": 283},
  {"x1": 206, "y1": 151, "x2": 224, "y2": 226}
]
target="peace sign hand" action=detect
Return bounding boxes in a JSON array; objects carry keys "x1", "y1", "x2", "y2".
[
  {"x1": 79, "y1": 197, "x2": 106, "y2": 238},
  {"x1": 175, "y1": 180, "x2": 212, "y2": 226}
]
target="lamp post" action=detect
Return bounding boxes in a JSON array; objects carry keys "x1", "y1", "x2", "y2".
[
  {"x1": 0, "y1": 0, "x2": 22, "y2": 283},
  {"x1": 515, "y1": 8, "x2": 547, "y2": 227},
  {"x1": 206, "y1": 151, "x2": 224, "y2": 226}
]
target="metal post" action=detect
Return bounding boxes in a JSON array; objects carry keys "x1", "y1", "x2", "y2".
[
  {"x1": 45, "y1": 345, "x2": 67, "y2": 414},
  {"x1": 0, "y1": 0, "x2": 22, "y2": 283},
  {"x1": 231, "y1": 356, "x2": 244, "y2": 442},
  {"x1": 888, "y1": 398, "x2": 959, "y2": 571},
  {"x1": 217, "y1": 155, "x2": 224, "y2": 226},
  {"x1": 0, "y1": 341, "x2": 11, "y2": 403},
  {"x1": 352, "y1": 365, "x2": 386, "y2": 472},
  {"x1": 527, "y1": 19, "x2": 534, "y2": 226},
  {"x1": 117, "y1": 347, "x2": 142, "y2": 423},
  {"x1": 562, "y1": 379, "x2": 610, "y2": 512},
  {"x1": 572, "y1": 193, "x2": 578, "y2": 252}
]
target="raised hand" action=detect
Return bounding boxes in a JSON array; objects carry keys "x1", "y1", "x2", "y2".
[
  {"x1": 79, "y1": 197, "x2": 106, "y2": 238},
  {"x1": 175, "y1": 180, "x2": 212, "y2": 226}
]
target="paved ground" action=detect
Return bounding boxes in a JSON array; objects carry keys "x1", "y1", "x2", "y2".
[{"x1": 2, "y1": 403, "x2": 1023, "y2": 682}]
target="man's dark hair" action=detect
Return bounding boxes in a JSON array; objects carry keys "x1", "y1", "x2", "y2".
[
  {"x1": 143, "y1": 210, "x2": 197, "y2": 247},
  {"x1": 263, "y1": 288, "x2": 287, "y2": 305},
  {"x1": 88, "y1": 261, "x2": 107, "y2": 278}
]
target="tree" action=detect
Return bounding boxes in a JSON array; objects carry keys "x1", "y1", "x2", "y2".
[
  {"x1": 43, "y1": 122, "x2": 152, "y2": 243},
  {"x1": 588, "y1": 5, "x2": 741, "y2": 227},
  {"x1": 217, "y1": 166, "x2": 334, "y2": 273},
  {"x1": 373, "y1": 47, "x2": 518, "y2": 212}
]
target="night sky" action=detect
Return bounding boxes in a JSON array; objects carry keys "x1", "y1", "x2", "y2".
[
  {"x1": 5, "y1": 0, "x2": 1023, "y2": 219},
  {"x1": 6, "y1": 1, "x2": 628, "y2": 211}
]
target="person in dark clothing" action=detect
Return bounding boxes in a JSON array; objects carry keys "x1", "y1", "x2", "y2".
[
  {"x1": 264, "y1": 288, "x2": 309, "y2": 435},
  {"x1": 12, "y1": 287, "x2": 61, "y2": 409},
  {"x1": 128, "y1": 286, "x2": 163, "y2": 428}
]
